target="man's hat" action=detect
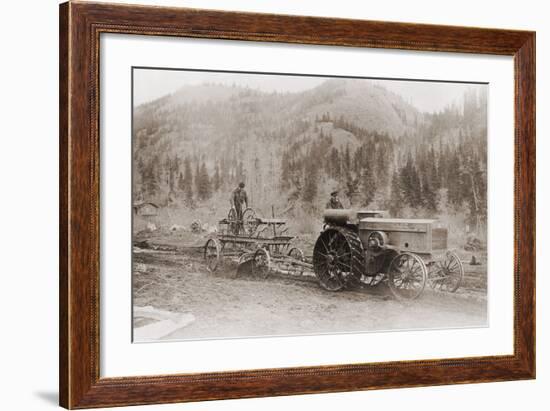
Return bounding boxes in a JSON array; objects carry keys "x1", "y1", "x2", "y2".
[
  {"x1": 331, "y1": 190, "x2": 339, "y2": 196},
  {"x1": 239, "y1": 182, "x2": 245, "y2": 188}
]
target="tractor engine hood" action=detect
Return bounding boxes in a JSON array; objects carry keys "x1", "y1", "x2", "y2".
[
  {"x1": 324, "y1": 209, "x2": 388, "y2": 225},
  {"x1": 323, "y1": 209, "x2": 356, "y2": 225}
]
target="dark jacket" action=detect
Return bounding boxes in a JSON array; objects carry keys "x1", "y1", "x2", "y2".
[{"x1": 326, "y1": 197, "x2": 344, "y2": 209}]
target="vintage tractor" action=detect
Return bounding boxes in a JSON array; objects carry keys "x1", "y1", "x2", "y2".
[{"x1": 313, "y1": 209, "x2": 464, "y2": 299}]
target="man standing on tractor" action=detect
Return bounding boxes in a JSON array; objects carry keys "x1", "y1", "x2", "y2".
[
  {"x1": 326, "y1": 190, "x2": 344, "y2": 209},
  {"x1": 231, "y1": 182, "x2": 249, "y2": 224}
]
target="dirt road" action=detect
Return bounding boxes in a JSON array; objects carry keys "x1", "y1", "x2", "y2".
[{"x1": 133, "y1": 247, "x2": 487, "y2": 341}]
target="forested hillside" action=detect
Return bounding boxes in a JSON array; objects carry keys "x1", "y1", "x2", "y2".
[{"x1": 133, "y1": 79, "x2": 487, "y2": 238}]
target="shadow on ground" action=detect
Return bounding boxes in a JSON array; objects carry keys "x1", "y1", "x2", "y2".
[{"x1": 34, "y1": 391, "x2": 58, "y2": 406}]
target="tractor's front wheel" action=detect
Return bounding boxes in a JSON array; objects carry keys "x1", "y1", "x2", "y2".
[
  {"x1": 429, "y1": 251, "x2": 464, "y2": 292},
  {"x1": 387, "y1": 252, "x2": 428, "y2": 300}
]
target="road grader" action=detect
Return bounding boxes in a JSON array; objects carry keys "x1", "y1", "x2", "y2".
[
  {"x1": 203, "y1": 206, "x2": 306, "y2": 277},
  {"x1": 313, "y1": 209, "x2": 464, "y2": 299}
]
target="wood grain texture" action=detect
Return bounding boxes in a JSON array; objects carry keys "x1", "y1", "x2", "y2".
[
  {"x1": 59, "y1": 2, "x2": 69, "y2": 407},
  {"x1": 59, "y1": 1, "x2": 536, "y2": 408},
  {"x1": 514, "y1": 33, "x2": 536, "y2": 375}
]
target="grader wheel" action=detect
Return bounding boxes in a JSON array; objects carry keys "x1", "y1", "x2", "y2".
[
  {"x1": 287, "y1": 247, "x2": 305, "y2": 275},
  {"x1": 227, "y1": 207, "x2": 238, "y2": 235},
  {"x1": 252, "y1": 248, "x2": 271, "y2": 279},
  {"x1": 242, "y1": 207, "x2": 259, "y2": 236},
  {"x1": 204, "y1": 238, "x2": 222, "y2": 272},
  {"x1": 312, "y1": 227, "x2": 364, "y2": 291}
]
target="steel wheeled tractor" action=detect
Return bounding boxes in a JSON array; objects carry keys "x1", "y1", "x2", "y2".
[{"x1": 313, "y1": 209, "x2": 464, "y2": 300}]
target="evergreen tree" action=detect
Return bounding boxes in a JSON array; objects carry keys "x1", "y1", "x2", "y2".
[
  {"x1": 164, "y1": 156, "x2": 173, "y2": 187},
  {"x1": 280, "y1": 150, "x2": 291, "y2": 190},
  {"x1": 376, "y1": 143, "x2": 390, "y2": 187},
  {"x1": 182, "y1": 157, "x2": 194, "y2": 205},
  {"x1": 194, "y1": 162, "x2": 201, "y2": 198},
  {"x1": 197, "y1": 162, "x2": 212, "y2": 201},
  {"x1": 461, "y1": 152, "x2": 485, "y2": 230},
  {"x1": 427, "y1": 146, "x2": 440, "y2": 190},
  {"x1": 389, "y1": 170, "x2": 403, "y2": 216},
  {"x1": 136, "y1": 157, "x2": 145, "y2": 184},
  {"x1": 447, "y1": 151, "x2": 462, "y2": 207},
  {"x1": 151, "y1": 154, "x2": 161, "y2": 188},
  {"x1": 361, "y1": 161, "x2": 376, "y2": 207},
  {"x1": 142, "y1": 161, "x2": 159, "y2": 198},
  {"x1": 302, "y1": 159, "x2": 319, "y2": 204},
  {"x1": 177, "y1": 172, "x2": 184, "y2": 192},
  {"x1": 400, "y1": 153, "x2": 422, "y2": 208},
  {"x1": 168, "y1": 165, "x2": 175, "y2": 193},
  {"x1": 343, "y1": 144, "x2": 351, "y2": 173},
  {"x1": 214, "y1": 163, "x2": 221, "y2": 191},
  {"x1": 353, "y1": 146, "x2": 363, "y2": 175},
  {"x1": 409, "y1": 167, "x2": 423, "y2": 208},
  {"x1": 329, "y1": 148, "x2": 341, "y2": 180},
  {"x1": 421, "y1": 174, "x2": 437, "y2": 212}
]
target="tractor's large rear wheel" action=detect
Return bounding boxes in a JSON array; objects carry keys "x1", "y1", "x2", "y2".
[{"x1": 313, "y1": 227, "x2": 364, "y2": 291}]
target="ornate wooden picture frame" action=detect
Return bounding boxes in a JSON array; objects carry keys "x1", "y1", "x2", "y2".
[{"x1": 59, "y1": 1, "x2": 535, "y2": 408}]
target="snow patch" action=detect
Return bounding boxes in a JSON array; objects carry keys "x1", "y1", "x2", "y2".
[{"x1": 134, "y1": 306, "x2": 195, "y2": 341}]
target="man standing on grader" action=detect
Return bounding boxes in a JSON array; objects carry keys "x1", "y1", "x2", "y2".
[{"x1": 230, "y1": 182, "x2": 249, "y2": 227}]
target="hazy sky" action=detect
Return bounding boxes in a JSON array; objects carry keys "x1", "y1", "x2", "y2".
[{"x1": 133, "y1": 68, "x2": 486, "y2": 113}]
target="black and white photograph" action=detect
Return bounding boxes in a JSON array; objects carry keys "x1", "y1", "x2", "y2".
[{"x1": 131, "y1": 68, "x2": 488, "y2": 342}]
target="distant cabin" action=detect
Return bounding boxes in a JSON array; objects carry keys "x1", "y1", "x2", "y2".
[{"x1": 133, "y1": 202, "x2": 159, "y2": 217}]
